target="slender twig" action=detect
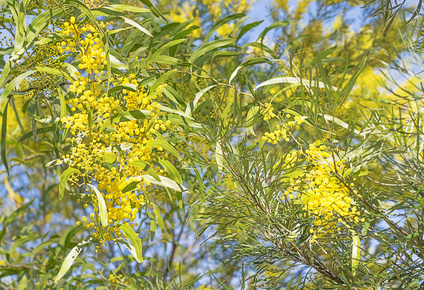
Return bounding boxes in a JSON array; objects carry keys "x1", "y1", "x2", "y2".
[{"x1": 163, "y1": 210, "x2": 189, "y2": 282}]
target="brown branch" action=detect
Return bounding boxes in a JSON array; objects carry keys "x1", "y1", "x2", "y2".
[{"x1": 163, "y1": 210, "x2": 189, "y2": 282}]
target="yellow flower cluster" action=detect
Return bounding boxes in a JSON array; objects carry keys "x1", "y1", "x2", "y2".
[
  {"x1": 169, "y1": 3, "x2": 202, "y2": 38},
  {"x1": 57, "y1": 17, "x2": 108, "y2": 75},
  {"x1": 58, "y1": 19, "x2": 172, "y2": 245},
  {"x1": 261, "y1": 102, "x2": 276, "y2": 121},
  {"x1": 284, "y1": 141, "x2": 364, "y2": 243},
  {"x1": 273, "y1": 150, "x2": 299, "y2": 170},
  {"x1": 262, "y1": 125, "x2": 289, "y2": 144},
  {"x1": 262, "y1": 114, "x2": 305, "y2": 144},
  {"x1": 202, "y1": 0, "x2": 251, "y2": 21},
  {"x1": 108, "y1": 273, "x2": 129, "y2": 285},
  {"x1": 217, "y1": 23, "x2": 234, "y2": 37}
]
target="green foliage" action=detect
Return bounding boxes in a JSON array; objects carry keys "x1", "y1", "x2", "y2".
[{"x1": 1, "y1": 0, "x2": 424, "y2": 288}]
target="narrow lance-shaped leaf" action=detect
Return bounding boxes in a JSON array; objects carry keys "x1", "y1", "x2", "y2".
[
  {"x1": 237, "y1": 20, "x2": 264, "y2": 43},
  {"x1": 58, "y1": 88, "x2": 67, "y2": 119},
  {"x1": 1, "y1": 101, "x2": 9, "y2": 174},
  {"x1": 229, "y1": 57, "x2": 273, "y2": 84},
  {"x1": 246, "y1": 106, "x2": 260, "y2": 136},
  {"x1": 152, "y1": 203, "x2": 165, "y2": 232},
  {"x1": 145, "y1": 140, "x2": 181, "y2": 160},
  {"x1": 54, "y1": 237, "x2": 92, "y2": 283},
  {"x1": 138, "y1": 0, "x2": 168, "y2": 22},
  {"x1": 88, "y1": 185, "x2": 109, "y2": 227},
  {"x1": 59, "y1": 168, "x2": 79, "y2": 200},
  {"x1": 120, "y1": 224, "x2": 143, "y2": 263},
  {"x1": 0, "y1": 70, "x2": 36, "y2": 105},
  {"x1": 216, "y1": 140, "x2": 225, "y2": 172},
  {"x1": 159, "y1": 159, "x2": 182, "y2": 185},
  {"x1": 189, "y1": 39, "x2": 234, "y2": 63},
  {"x1": 142, "y1": 39, "x2": 185, "y2": 69},
  {"x1": 255, "y1": 76, "x2": 338, "y2": 91},
  {"x1": 105, "y1": 4, "x2": 149, "y2": 13},
  {"x1": 141, "y1": 174, "x2": 187, "y2": 192},
  {"x1": 5, "y1": 176, "x2": 22, "y2": 207},
  {"x1": 121, "y1": 16, "x2": 153, "y2": 37},
  {"x1": 352, "y1": 235, "x2": 361, "y2": 276},
  {"x1": 149, "y1": 69, "x2": 177, "y2": 93},
  {"x1": 185, "y1": 85, "x2": 216, "y2": 116},
  {"x1": 128, "y1": 160, "x2": 160, "y2": 181},
  {"x1": 0, "y1": 200, "x2": 34, "y2": 242},
  {"x1": 147, "y1": 212, "x2": 156, "y2": 240},
  {"x1": 205, "y1": 13, "x2": 245, "y2": 40}
]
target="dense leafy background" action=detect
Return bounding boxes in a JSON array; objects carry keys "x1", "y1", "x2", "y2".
[{"x1": 1, "y1": 0, "x2": 424, "y2": 289}]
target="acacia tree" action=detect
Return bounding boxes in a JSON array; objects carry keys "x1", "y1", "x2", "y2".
[{"x1": 1, "y1": 0, "x2": 424, "y2": 289}]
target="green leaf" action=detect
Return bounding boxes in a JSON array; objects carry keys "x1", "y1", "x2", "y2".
[
  {"x1": 257, "y1": 21, "x2": 291, "y2": 44},
  {"x1": 216, "y1": 140, "x2": 224, "y2": 172},
  {"x1": 321, "y1": 114, "x2": 360, "y2": 135},
  {"x1": 26, "y1": 7, "x2": 62, "y2": 48},
  {"x1": 121, "y1": 181, "x2": 139, "y2": 193},
  {"x1": 0, "y1": 70, "x2": 36, "y2": 105},
  {"x1": 246, "y1": 106, "x2": 260, "y2": 135},
  {"x1": 138, "y1": 0, "x2": 168, "y2": 22},
  {"x1": 109, "y1": 53, "x2": 127, "y2": 70},
  {"x1": 145, "y1": 140, "x2": 181, "y2": 160},
  {"x1": 0, "y1": 200, "x2": 34, "y2": 242},
  {"x1": 205, "y1": 13, "x2": 245, "y2": 40},
  {"x1": 54, "y1": 237, "x2": 92, "y2": 283},
  {"x1": 159, "y1": 159, "x2": 182, "y2": 185},
  {"x1": 352, "y1": 235, "x2": 361, "y2": 276},
  {"x1": 88, "y1": 185, "x2": 108, "y2": 227},
  {"x1": 105, "y1": 4, "x2": 149, "y2": 13},
  {"x1": 1, "y1": 101, "x2": 9, "y2": 175},
  {"x1": 256, "y1": 76, "x2": 339, "y2": 91},
  {"x1": 35, "y1": 66, "x2": 72, "y2": 81},
  {"x1": 237, "y1": 20, "x2": 264, "y2": 43},
  {"x1": 120, "y1": 224, "x2": 143, "y2": 263},
  {"x1": 147, "y1": 212, "x2": 156, "y2": 240},
  {"x1": 119, "y1": 110, "x2": 150, "y2": 122},
  {"x1": 189, "y1": 39, "x2": 234, "y2": 63},
  {"x1": 229, "y1": 57, "x2": 273, "y2": 84},
  {"x1": 140, "y1": 174, "x2": 187, "y2": 192},
  {"x1": 128, "y1": 160, "x2": 160, "y2": 181},
  {"x1": 18, "y1": 126, "x2": 56, "y2": 142},
  {"x1": 121, "y1": 16, "x2": 152, "y2": 37},
  {"x1": 176, "y1": 190, "x2": 183, "y2": 209},
  {"x1": 310, "y1": 46, "x2": 338, "y2": 66},
  {"x1": 102, "y1": 152, "x2": 116, "y2": 163},
  {"x1": 0, "y1": 60, "x2": 11, "y2": 91},
  {"x1": 149, "y1": 69, "x2": 177, "y2": 93},
  {"x1": 108, "y1": 83, "x2": 137, "y2": 94},
  {"x1": 152, "y1": 203, "x2": 165, "y2": 232},
  {"x1": 338, "y1": 56, "x2": 367, "y2": 107},
  {"x1": 58, "y1": 89, "x2": 67, "y2": 119},
  {"x1": 59, "y1": 168, "x2": 78, "y2": 200},
  {"x1": 185, "y1": 85, "x2": 216, "y2": 116},
  {"x1": 142, "y1": 39, "x2": 185, "y2": 68}
]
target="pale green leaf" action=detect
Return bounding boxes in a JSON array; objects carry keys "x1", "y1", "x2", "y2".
[
  {"x1": 159, "y1": 159, "x2": 182, "y2": 185},
  {"x1": 152, "y1": 203, "x2": 165, "y2": 232},
  {"x1": 54, "y1": 238, "x2": 92, "y2": 283},
  {"x1": 352, "y1": 235, "x2": 361, "y2": 276},
  {"x1": 120, "y1": 224, "x2": 143, "y2": 263},
  {"x1": 145, "y1": 140, "x2": 181, "y2": 160},
  {"x1": 140, "y1": 174, "x2": 187, "y2": 192},
  {"x1": 185, "y1": 85, "x2": 216, "y2": 116},
  {"x1": 88, "y1": 185, "x2": 108, "y2": 227},
  {"x1": 0, "y1": 70, "x2": 36, "y2": 105},
  {"x1": 59, "y1": 168, "x2": 78, "y2": 200}
]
